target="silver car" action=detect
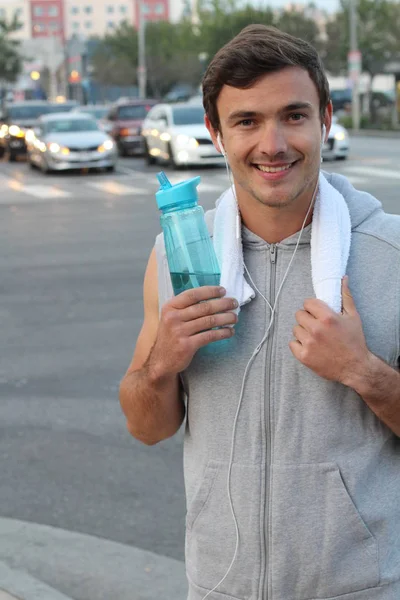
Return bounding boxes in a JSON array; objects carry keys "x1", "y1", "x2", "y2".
[{"x1": 27, "y1": 112, "x2": 118, "y2": 173}]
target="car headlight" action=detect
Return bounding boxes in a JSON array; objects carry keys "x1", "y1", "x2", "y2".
[
  {"x1": 98, "y1": 139, "x2": 114, "y2": 152},
  {"x1": 48, "y1": 142, "x2": 60, "y2": 153},
  {"x1": 47, "y1": 143, "x2": 70, "y2": 155},
  {"x1": 9, "y1": 125, "x2": 25, "y2": 138},
  {"x1": 176, "y1": 134, "x2": 199, "y2": 149},
  {"x1": 25, "y1": 129, "x2": 35, "y2": 143},
  {"x1": 334, "y1": 131, "x2": 347, "y2": 141}
]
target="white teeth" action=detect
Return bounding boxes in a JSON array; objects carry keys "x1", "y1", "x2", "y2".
[{"x1": 257, "y1": 163, "x2": 292, "y2": 173}]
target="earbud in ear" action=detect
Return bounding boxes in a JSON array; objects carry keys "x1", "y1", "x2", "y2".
[
  {"x1": 321, "y1": 124, "x2": 326, "y2": 144},
  {"x1": 216, "y1": 133, "x2": 225, "y2": 157}
]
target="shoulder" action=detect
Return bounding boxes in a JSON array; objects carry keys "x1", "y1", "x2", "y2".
[{"x1": 325, "y1": 171, "x2": 400, "y2": 253}]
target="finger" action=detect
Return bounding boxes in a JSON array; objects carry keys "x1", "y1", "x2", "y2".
[
  {"x1": 192, "y1": 324, "x2": 235, "y2": 348},
  {"x1": 171, "y1": 286, "x2": 225, "y2": 309},
  {"x1": 303, "y1": 298, "x2": 334, "y2": 319},
  {"x1": 295, "y1": 309, "x2": 316, "y2": 332},
  {"x1": 181, "y1": 296, "x2": 238, "y2": 322},
  {"x1": 185, "y1": 311, "x2": 238, "y2": 336},
  {"x1": 293, "y1": 324, "x2": 309, "y2": 345},
  {"x1": 289, "y1": 339, "x2": 302, "y2": 358},
  {"x1": 341, "y1": 276, "x2": 356, "y2": 315}
]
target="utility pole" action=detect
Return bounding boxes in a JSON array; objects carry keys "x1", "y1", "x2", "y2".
[
  {"x1": 349, "y1": 0, "x2": 361, "y2": 131},
  {"x1": 137, "y1": 0, "x2": 147, "y2": 99}
]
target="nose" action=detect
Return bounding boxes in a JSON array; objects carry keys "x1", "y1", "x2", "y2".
[{"x1": 257, "y1": 123, "x2": 288, "y2": 158}]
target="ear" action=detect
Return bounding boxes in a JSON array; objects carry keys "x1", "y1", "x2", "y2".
[
  {"x1": 204, "y1": 114, "x2": 223, "y2": 155},
  {"x1": 323, "y1": 101, "x2": 333, "y2": 141}
]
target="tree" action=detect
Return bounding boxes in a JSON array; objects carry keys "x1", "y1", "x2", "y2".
[
  {"x1": 325, "y1": 0, "x2": 400, "y2": 113},
  {"x1": 0, "y1": 12, "x2": 22, "y2": 92},
  {"x1": 91, "y1": 23, "x2": 138, "y2": 87}
]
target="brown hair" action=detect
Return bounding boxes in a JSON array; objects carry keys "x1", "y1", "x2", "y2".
[{"x1": 202, "y1": 24, "x2": 330, "y2": 131}]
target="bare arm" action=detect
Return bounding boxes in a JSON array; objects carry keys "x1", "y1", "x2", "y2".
[
  {"x1": 344, "y1": 354, "x2": 400, "y2": 438},
  {"x1": 119, "y1": 248, "x2": 238, "y2": 445}
]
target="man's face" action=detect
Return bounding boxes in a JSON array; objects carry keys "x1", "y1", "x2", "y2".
[{"x1": 206, "y1": 67, "x2": 332, "y2": 210}]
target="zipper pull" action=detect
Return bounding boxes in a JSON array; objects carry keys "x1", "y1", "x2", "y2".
[{"x1": 270, "y1": 244, "x2": 276, "y2": 263}]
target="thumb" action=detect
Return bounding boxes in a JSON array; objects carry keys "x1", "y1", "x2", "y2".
[{"x1": 341, "y1": 275, "x2": 356, "y2": 315}]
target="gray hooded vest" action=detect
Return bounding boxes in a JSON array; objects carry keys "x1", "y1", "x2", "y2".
[{"x1": 155, "y1": 172, "x2": 400, "y2": 600}]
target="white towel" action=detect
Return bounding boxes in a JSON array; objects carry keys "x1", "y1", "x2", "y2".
[{"x1": 213, "y1": 172, "x2": 351, "y2": 314}]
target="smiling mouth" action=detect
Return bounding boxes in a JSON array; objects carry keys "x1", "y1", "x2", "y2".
[{"x1": 255, "y1": 162, "x2": 296, "y2": 173}]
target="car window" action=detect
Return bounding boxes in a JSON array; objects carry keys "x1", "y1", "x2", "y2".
[
  {"x1": 117, "y1": 104, "x2": 151, "y2": 120},
  {"x1": 43, "y1": 119, "x2": 100, "y2": 134},
  {"x1": 171, "y1": 106, "x2": 205, "y2": 125},
  {"x1": 8, "y1": 105, "x2": 50, "y2": 120}
]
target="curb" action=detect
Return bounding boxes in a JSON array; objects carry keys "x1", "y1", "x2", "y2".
[{"x1": 0, "y1": 561, "x2": 73, "y2": 600}]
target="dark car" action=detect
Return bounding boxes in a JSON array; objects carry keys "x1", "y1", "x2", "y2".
[
  {"x1": 0, "y1": 100, "x2": 78, "y2": 161},
  {"x1": 102, "y1": 98, "x2": 158, "y2": 157}
]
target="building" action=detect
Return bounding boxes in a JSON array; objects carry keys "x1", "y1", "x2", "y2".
[
  {"x1": 0, "y1": 0, "x2": 31, "y2": 39},
  {"x1": 30, "y1": 0, "x2": 65, "y2": 39},
  {"x1": 64, "y1": 0, "x2": 134, "y2": 38}
]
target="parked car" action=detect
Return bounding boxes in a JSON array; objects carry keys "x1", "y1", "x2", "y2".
[
  {"x1": 27, "y1": 112, "x2": 117, "y2": 174},
  {"x1": 322, "y1": 116, "x2": 349, "y2": 161},
  {"x1": 141, "y1": 103, "x2": 225, "y2": 168},
  {"x1": 102, "y1": 98, "x2": 158, "y2": 156},
  {"x1": 0, "y1": 100, "x2": 78, "y2": 161}
]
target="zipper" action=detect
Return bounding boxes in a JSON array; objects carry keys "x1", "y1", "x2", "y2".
[{"x1": 263, "y1": 244, "x2": 277, "y2": 599}]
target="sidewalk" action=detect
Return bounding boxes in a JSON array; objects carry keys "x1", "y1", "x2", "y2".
[
  {"x1": 349, "y1": 129, "x2": 400, "y2": 138},
  {"x1": 0, "y1": 517, "x2": 188, "y2": 600}
]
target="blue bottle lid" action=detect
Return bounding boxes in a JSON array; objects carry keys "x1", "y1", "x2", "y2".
[{"x1": 155, "y1": 171, "x2": 201, "y2": 210}]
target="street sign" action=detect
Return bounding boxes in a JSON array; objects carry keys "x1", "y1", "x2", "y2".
[{"x1": 348, "y1": 50, "x2": 362, "y2": 82}]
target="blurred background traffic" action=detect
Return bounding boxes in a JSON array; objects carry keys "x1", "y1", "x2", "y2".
[{"x1": 1, "y1": 2, "x2": 400, "y2": 600}]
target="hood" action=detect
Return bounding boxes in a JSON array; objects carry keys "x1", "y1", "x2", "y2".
[
  {"x1": 324, "y1": 171, "x2": 382, "y2": 230},
  {"x1": 43, "y1": 131, "x2": 110, "y2": 147},
  {"x1": 171, "y1": 124, "x2": 211, "y2": 138}
]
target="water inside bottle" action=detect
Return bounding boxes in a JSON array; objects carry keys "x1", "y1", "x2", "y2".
[{"x1": 170, "y1": 271, "x2": 221, "y2": 295}]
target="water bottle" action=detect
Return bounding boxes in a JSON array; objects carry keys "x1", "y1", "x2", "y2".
[{"x1": 155, "y1": 171, "x2": 221, "y2": 296}]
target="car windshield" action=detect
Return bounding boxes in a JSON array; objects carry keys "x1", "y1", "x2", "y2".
[
  {"x1": 44, "y1": 119, "x2": 99, "y2": 134},
  {"x1": 172, "y1": 107, "x2": 205, "y2": 125},
  {"x1": 47, "y1": 103, "x2": 77, "y2": 113},
  {"x1": 79, "y1": 107, "x2": 108, "y2": 119},
  {"x1": 9, "y1": 105, "x2": 50, "y2": 120},
  {"x1": 117, "y1": 105, "x2": 150, "y2": 120}
]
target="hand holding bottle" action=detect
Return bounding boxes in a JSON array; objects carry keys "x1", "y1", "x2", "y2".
[{"x1": 147, "y1": 286, "x2": 238, "y2": 377}]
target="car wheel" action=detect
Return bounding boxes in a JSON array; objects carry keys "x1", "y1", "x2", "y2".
[
  {"x1": 0, "y1": 146, "x2": 5, "y2": 159},
  {"x1": 335, "y1": 155, "x2": 348, "y2": 161},
  {"x1": 144, "y1": 140, "x2": 156, "y2": 165},
  {"x1": 167, "y1": 143, "x2": 179, "y2": 169},
  {"x1": 106, "y1": 165, "x2": 115, "y2": 172},
  {"x1": 28, "y1": 157, "x2": 36, "y2": 169},
  {"x1": 8, "y1": 152, "x2": 17, "y2": 162}
]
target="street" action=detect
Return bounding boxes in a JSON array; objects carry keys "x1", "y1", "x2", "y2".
[{"x1": 1, "y1": 134, "x2": 399, "y2": 599}]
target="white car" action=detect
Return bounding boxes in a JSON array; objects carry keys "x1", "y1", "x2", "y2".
[
  {"x1": 322, "y1": 116, "x2": 349, "y2": 160},
  {"x1": 141, "y1": 103, "x2": 225, "y2": 168},
  {"x1": 27, "y1": 112, "x2": 118, "y2": 173}
]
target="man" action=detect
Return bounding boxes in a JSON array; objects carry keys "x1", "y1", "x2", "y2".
[{"x1": 120, "y1": 25, "x2": 400, "y2": 600}]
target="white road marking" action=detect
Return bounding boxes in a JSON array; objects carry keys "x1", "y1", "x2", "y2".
[
  {"x1": 343, "y1": 166, "x2": 400, "y2": 181},
  {"x1": 86, "y1": 180, "x2": 147, "y2": 196}
]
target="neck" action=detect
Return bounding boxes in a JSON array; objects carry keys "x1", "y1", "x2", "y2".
[{"x1": 236, "y1": 179, "x2": 318, "y2": 245}]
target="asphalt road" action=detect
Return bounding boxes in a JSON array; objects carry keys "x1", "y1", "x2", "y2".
[{"x1": 0, "y1": 134, "x2": 399, "y2": 598}]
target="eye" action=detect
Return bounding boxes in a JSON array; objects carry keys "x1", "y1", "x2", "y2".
[
  {"x1": 238, "y1": 118, "x2": 254, "y2": 127},
  {"x1": 289, "y1": 113, "x2": 306, "y2": 122}
]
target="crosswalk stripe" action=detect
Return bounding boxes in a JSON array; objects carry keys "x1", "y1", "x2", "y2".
[
  {"x1": 20, "y1": 185, "x2": 72, "y2": 199},
  {"x1": 343, "y1": 166, "x2": 400, "y2": 181},
  {"x1": 86, "y1": 181, "x2": 147, "y2": 196}
]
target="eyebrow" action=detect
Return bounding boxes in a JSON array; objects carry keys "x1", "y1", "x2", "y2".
[{"x1": 226, "y1": 102, "x2": 314, "y2": 123}]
